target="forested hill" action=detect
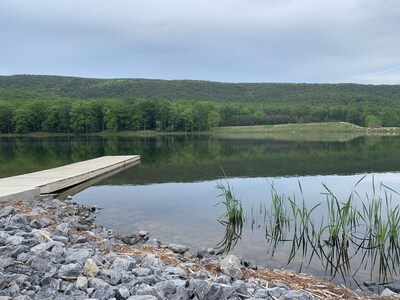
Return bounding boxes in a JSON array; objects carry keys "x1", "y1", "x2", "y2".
[
  {"x1": 1, "y1": 74, "x2": 400, "y2": 104},
  {"x1": 1, "y1": 74, "x2": 400, "y2": 134}
]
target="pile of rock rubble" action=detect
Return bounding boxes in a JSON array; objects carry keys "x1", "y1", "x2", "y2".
[{"x1": 0, "y1": 198, "x2": 396, "y2": 299}]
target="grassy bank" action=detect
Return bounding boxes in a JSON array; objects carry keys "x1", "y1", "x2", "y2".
[{"x1": 211, "y1": 122, "x2": 368, "y2": 141}]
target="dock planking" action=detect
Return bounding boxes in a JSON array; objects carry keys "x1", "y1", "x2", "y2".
[{"x1": 0, "y1": 155, "x2": 140, "y2": 202}]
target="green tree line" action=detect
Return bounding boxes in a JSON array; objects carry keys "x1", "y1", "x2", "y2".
[
  {"x1": 1, "y1": 98, "x2": 400, "y2": 134},
  {"x1": 0, "y1": 99, "x2": 222, "y2": 134}
]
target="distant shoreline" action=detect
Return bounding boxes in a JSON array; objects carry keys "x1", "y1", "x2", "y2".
[{"x1": 1, "y1": 122, "x2": 399, "y2": 141}]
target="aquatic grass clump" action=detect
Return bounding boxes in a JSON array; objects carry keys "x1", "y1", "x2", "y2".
[
  {"x1": 265, "y1": 183, "x2": 291, "y2": 243},
  {"x1": 286, "y1": 183, "x2": 321, "y2": 267},
  {"x1": 322, "y1": 183, "x2": 354, "y2": 245},
  {"x1": 216, "y1": 175, "x2": 400, "y2": 287},
  {"x1": 213, "y1": 174, "x2": 400, "y2": 288},
  {"x1": 315, "y1": 184, "x2": 359, "y2": 280},
  {"x1": 260, "y1": 181, "x2": 322, "y2": 267},
  {"x1": 215, "y1": 180, "x2": 245, "y2": 253},
  {"x1": 352, "y1": 181, "x2": 400, "y2": 283}
]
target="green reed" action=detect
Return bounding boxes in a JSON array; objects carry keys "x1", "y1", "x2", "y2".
[
  {"x1": 214, "y1": 175, "x2": 400, "y2": 286},
  {"x1": 287, "y1": 184, "x2": 321, "y2": 266},
  {"x1": 259, "y1": 177, "x2": 400, "y2": 285},
  {"x1": 353, "y1": 182, "x2": 400, "y2": 284},
  {"x1": 265, "y1": 183, "x2": 291, "y2": 243},
  {"x1": 215, "y1": 180, "x2": 245, "y2": 253}
]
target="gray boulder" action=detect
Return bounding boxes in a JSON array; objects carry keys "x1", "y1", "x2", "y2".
[
  {"x1": 0, "y1": 283, "x2": 20, "y2": 298},
  {"x1": 254, "y1": 288, "x2": 271, "y2": 298},
  {"x1": 112, "y1": 257, "x2": 138, "y2": 271},
  {"x1": 207, "y1": 283, "x2": 236, "y2": 300},
  {"x1": 169, "y1": 285, "x2": 189, "y2": 300},
  {"x1": 64, "y1": 248, "x2": 92, "y2": 264},
  {"x1": 195, "y1": 270, "x2": 212, "y2": 280},
  {"x1": 52, "y1": 235, "x2": 69, "y2": 244},
  {"x1": 281, "y1": 290, "x2": 315, "y2": 300},
  {"x1": 135, "y1": 285, "x2": 165, "y2": 300},
  {"x1": 30, "y1": 257, "x2": 51, "y2": 273},
  {"x1": 139, "y1": 231, "x2": 149, "y2": 237},
  {"x1": 188, "y1": 279, "x2": 212, "y2": 300},
  {"x1": 0, "y1": 231, "x2": 10, "y2": 245},
  {"x1": 11, "y1": 245, "x2": 29, "y2": 259},
  {"x1": 267, "y1": 287, "x2": 288, "y2": 298},
  {"x1": 136, "y1": 275, "x2": 157, "y2": 286},
  {"x1": 233, "y1": 280, "x2": 249, "y2": 295},
  {"x1": 219, "y1": 255, "x2": 243, "y2": 279},
  {"x1": 0, "y1": 257, "x2": 13, "y2": 269},
  {"x1": 10, "y1": 214, "x2": 30, "y2": 226},
  {"x1": 91, "y1": 285, "x2": 116, "y2": 300},
  {"x1": 147, "y1": 239, "x2": 161, "y2": 248},
  {"x1": 30, "y1": 241, "x2": 55, "y2": 253},
  {"x1": 50, "y1": 243, "x2": 65, "y2": 257},
  {"x1": 5, "y1": 235, "x2": 24, "y2": 246},
  {"x1": 14, "y1": 296, "x2": 31, "y2": 300},
  {"x1": 99, "y1": 268, "x2": 122, "y2": 286},
  {"x1": 88, "y1": 277, "x2": 110, "y2": 289},
  {"x1": 34, "y1": 287, "x2": 56, "y2": 300},
  {"x1": 28, "y1": 207, "x2": 47, "y2": 216},
  {"x1": 64, "y1": 283, "x2": 88, "y2": 297},
  {"x1": 54, "y1": 222, "x2": 70, "y2": 237},
  {"x1": 58, "y1": 263, "x2": 82, "y2": 277},
  {"x1": 116, "y1": 285, "x2": 131, "y2": 299},
  {"x1": 163, "y1": 266, "x2": 187, "y2": 278},
  {"x1": 127, "y1": 296, "x2": 158, "y2": 300},
  {"x1": 154, "y1": 280, "x2": 177, "y2": 296},
  {"x1": 0, "y1": 206, "x2": 15, "y2": 218},
  {"x1": 168, "y1": 243, "x2": 190, "y2": 254},
  {"x1": 133, "y1": 267, "x2": 152, "y2": 277},
  {"x1": 120, "y1": 234, "x2": 141, "y2": 245},
  {"x1": 214, "y1": 275, "x2": 231, "y2": 284},
  {"x1": 141, "y1": 256, "x2": 164, "y2": 270}
]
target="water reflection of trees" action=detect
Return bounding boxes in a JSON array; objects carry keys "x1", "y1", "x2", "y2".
[{"x1": 2, "y1": 135, "x2": 400, "y2": 182}]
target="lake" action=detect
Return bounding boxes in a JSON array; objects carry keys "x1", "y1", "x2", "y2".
[{"x1": 2, "y1": 134, "x2": 400, "y2": 291}]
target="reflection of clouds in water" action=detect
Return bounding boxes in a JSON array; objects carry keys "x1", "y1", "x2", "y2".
[
  {"x1": 76, "y1": 183, "x2": 224, "y2": 249},
  {"x1": 75, "y1": 172, "x2": 400, "y2": 286},
  {"x1": 76, "y1": 172, "x2": 400, "y2": 243},
  {"x1": 369, "y1": 173, "x2": 400, "y2": 187}
]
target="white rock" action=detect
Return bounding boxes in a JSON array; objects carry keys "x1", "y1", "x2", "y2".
[
  {"x1": 381, "y1": 288, "x2": 398, "y2": 297},
  {"x1": 82, "y1": 258, "x2": 99, "y2": 277},
  {"x1": 76, "y1": 276, "x2": 88, "y2": 290}
]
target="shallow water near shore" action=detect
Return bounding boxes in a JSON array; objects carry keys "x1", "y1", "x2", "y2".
[
  {"x1": 74, "y1": 173, "x2": 400, "y2": 291},
  {"x1": 2, "y1": 134, "x2": 400, "y2": 291}
]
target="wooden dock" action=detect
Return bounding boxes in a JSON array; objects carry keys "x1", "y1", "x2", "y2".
[{"x1": 0, "y1": 155, "x2": 140, "y2": 202}]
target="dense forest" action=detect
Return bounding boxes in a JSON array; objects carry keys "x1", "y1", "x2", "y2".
[{"x1": 0, "y1": 74, "x2": 400, "y2": 134}]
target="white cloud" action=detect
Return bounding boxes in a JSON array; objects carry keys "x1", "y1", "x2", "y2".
[
  {"x1": 351, "y1": 66, "x2": 400, "y2": 85},
  {"x1": 0, "y1": 0, "x2": 399, "y2": 83}
]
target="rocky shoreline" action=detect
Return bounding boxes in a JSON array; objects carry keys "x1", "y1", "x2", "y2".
[{"x1": 0, "y1": 197, "x2": 396, "y2": 299}]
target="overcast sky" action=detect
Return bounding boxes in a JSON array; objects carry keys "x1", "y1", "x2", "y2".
[{"x1": 1, "y1": 0, "x2": 399, "y2": 84}]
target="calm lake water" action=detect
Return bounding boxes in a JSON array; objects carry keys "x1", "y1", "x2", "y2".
[{"x1": 2, "y1": 134, "x2": 400, "y2": 291}]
